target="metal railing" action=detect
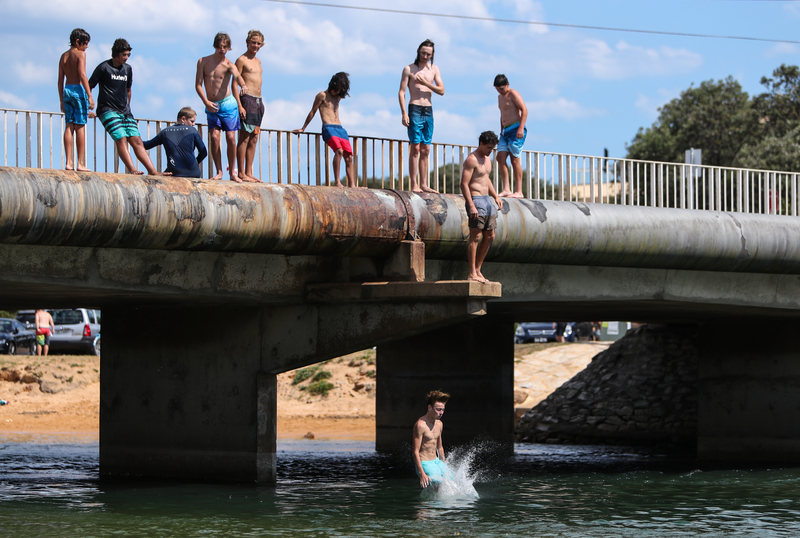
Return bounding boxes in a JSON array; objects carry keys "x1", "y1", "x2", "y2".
[{"x1": 2, "y1": 107, "x2": 798, "y2": 216}]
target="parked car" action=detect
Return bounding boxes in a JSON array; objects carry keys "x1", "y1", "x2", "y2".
[
  {"x1": 49, "y1": 308, "x2": 101, "y2": 355},
  {"x1": 0, "y1": 318, "x2": 36, "y2": 355},
  {"x1": 514, "y1": 322, "x2": 575, "y2": 344},
  {"x1": 15, "y1": 310, "x2": 36, "y2": 331}
]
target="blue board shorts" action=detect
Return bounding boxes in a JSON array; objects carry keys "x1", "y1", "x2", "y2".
[
  {"x1": 63, "y1": 84, "x2": 89, "y2": 125},
  {"x1": 407, "y1": 104, "x2": 433, "y2": 145},
  {"x1": 99, "y1": 111, "x2": 140, "y2": 141},
  {"x1": 497, "y1": 121, "x2": 527, "y2": 158},
  {"x1": 206, "y1": 94, "x2": 241, "y2": 132},
  {"x1": 417, "y1": 458, "x2": 451, "y2": 484}
]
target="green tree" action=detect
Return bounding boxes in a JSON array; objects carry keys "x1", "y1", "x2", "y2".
[{"x1": 626, "y1": 76, "x2": 754, "y2": 167}]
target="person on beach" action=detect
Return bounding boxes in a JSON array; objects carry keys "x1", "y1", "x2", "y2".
[
  {"x1": 88, "y1": 38, "x2": 166, "y2": 176},
  {"x1": 35, "y1": 309, "x2": 54, "y2": 357},
  {"x1": 195, "y1": 32, "x2": 249, "y2": 182},
  {"x1": 461, "y1": 131, "x2": 502, "y2": 283},
  {"x1": 412, "y1": 390, "x2": 451, "y2": 489},
  {"x1": 233, "y1": 30, "x2": 265, "y2": 183},
  {"x1": 494, "y1": 74, "x2": 528, "y2": 198},
  {"x1": 142, "y1": 107, "x2": 207, "y2": 178},
  {"x1": 293, "y1": 72, "x2": 356, "y2": 188},
  {"x1": 58, "y1": 28, "x2": 95, "y2": 172},
  {"x1": 399, "y1": 39, "x2": 445, "y2": 193}
]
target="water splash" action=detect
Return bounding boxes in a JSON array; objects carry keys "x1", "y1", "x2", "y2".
[{"x1": 421, "y1": 443, "x2": 485, "y2": 500}]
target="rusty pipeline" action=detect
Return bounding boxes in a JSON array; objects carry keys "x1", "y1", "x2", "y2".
[{"x1": 3, "y1": 167, "x2": 800, "y2": 274}]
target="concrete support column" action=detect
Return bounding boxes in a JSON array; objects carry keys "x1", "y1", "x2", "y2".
[
  {"x1": 698, "y1": 319, "x2": 800, "y2": 461},
  {"x1": 101, "y1": 305, "x2": 277, "y2": 483},
  {"x1": 375, "y1": 316, "x2": 515, "y2": 454}
]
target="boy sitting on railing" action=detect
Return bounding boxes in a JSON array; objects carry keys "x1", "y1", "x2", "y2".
[
  {"x1": 293, "y1": 72, "x2": 357, "y2": 188},
  {"x1": 58, "y1": 28, "x2": 95, "y2": 172}
]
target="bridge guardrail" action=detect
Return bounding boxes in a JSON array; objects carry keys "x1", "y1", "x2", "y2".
[{"x1": 2, "y1": 107, "x2": 798, "y2": 216}]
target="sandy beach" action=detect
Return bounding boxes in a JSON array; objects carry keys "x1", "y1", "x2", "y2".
[{"x1": 0, "y1": 343, "x2": 607, "y2": 442}]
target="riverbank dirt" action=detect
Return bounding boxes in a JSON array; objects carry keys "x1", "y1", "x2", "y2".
[{"x1": 0, "y1": 343, "x2": 608, "y2": 441}]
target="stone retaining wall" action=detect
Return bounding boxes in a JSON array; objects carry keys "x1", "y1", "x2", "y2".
[{"x1": 515, "y1": 324, "x2": 698, "y2": 447}]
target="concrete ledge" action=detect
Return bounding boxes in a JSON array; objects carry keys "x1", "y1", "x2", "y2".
[{"x1": 305, "y1": 280, "x2": 502, "y2": 302}]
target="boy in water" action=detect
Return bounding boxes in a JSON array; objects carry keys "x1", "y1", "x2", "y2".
[
  {"x1": 195, "y1": 32, "x2": 249, "y2": 182},
  {"x1": 494, "y1": 74, "x2": 528, "y2": 198},
  {"x1": 399, "y1": 39, "x2": 445, "y2": 193},
  {"x1": 293, "y1": 72, "x2": 356, "y2": 188},
  {"x1": 89, "y1": 38, "x2": 165, "y2": 175},
  {"x1": 461, "y1": 131, "x2": 502, "y2": 283},
  {"x1": 233, "y1": 30, "x2": 264, "y2": 183},
  {"x1": 412, "y1": 390, "x2": 451, "y2": 489},
  {"x1": 58, "y1": 28, "x2": 95, "y2": 171},
  {"x1": 143, "y1": 107, "x2": 207, "y2": 178}
]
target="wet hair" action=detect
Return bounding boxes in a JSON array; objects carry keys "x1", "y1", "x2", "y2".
[
  {"x1": 247, "y1": 29, "x2": 265, "y2": 44},
  {"x1": 111, "y1": 38, "x2": 131, "y2": 58},
  {"x1": 213, "y1": 32, "x2": 232, "y2": 50},
  {"x1": 327, "y1": 72, "x2": 351, "y2": 98},
  {"x1": 427, "y1": 390, "x2": 450, "y2": 407},
  {"x1": 414, "y1": 39, "x2": 435, "y2": 67},
  {"x1": 177, "y1": 107, "x2": 196, "y2": 122},
  {"x1": 479, "y1": 131, "x2": 499, "y2": 146},
  {"x1": 494, "y1": 74, "x2": 509, "y2": 87},
  {"x1": 69, "y1": 28, "x2": 90, "y2": 48}
]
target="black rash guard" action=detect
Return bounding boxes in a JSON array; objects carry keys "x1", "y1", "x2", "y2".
[{"x1": 143, "y1": 124, "x2": 208, "y2": 178}]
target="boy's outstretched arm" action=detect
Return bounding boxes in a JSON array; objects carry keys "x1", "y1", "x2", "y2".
[{"x1": 293, "y1": 92, "x2": 324, "y2": 133}]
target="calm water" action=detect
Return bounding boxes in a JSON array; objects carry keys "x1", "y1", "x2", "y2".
[{"x1": 1, "y1": 434, "x2": 799, "y2": 537}]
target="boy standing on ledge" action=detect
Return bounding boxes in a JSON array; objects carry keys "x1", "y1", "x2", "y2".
[
  {"x1": 58, "y1": 28, "x2": 95, "y2": 171},
  {"x1": 234, "y1": 30, "x2": 265, "y2": 183},
  {"x1": 461, "y1": 131, "x2": 502, "y2": 283},
  {"x1": 494, "y1": 74, "x2": 528, "y2": 198},
  {"x1": 293, "y1": 72, "x2": 356, "y2": 188},
  {"x1": 89, "y1": 38, "x2": 165, "y2": 175},
  {"x1": 196, "y1": 32, "x2": 249, "y2": 181}
]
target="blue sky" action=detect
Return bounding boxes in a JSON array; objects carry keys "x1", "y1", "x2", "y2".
[{"x1": 1, "y1": 0, "x2": 798, "y2": 159}]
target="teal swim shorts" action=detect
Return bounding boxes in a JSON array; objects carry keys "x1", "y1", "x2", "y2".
[{"x1": 418, "y1": 458, "x2": 450, "y2": 483}]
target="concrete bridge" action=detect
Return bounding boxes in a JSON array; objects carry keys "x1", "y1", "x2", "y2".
[{"x1": 3, "y1": 166, "x2": 800, "y2": 482}]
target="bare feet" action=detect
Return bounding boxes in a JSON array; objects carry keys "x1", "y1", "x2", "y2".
[
  {"x1": 477, "y1": 271, "x2": 489, "y2": 282},
  {"x1": 76, "y1": 166, "x2": 91, "y2": 172},
  {"x1": 229, "y1": 167, "x2": 242, "y2": 183},
  {"x1": 130, "y1": 170, "x2": 145, "y2": 175},
  {"x1": 65, "y1": 166, "x2": 74, "y2": 171},
  {"x1": 412, "y1": 188, "x2": 423, "y2": 193},
  {"x1": 334, "y1": 180, "x2": 344, "y2": 187},
  {"x1": 421, "y1": 185, "x2": 438, "y2": 193},
  {"x1": 498, "y1": 190, "x2": 513, "y2": 197},
  {"x1": 211, "y1": 170, "x2": 223, "y2": 180},
  {"x1": 468, "y1": 274, "x2": 487, "y2": 283},
  {"x1": 509, "y1": 192, "x2": 524, "y2": 199}
]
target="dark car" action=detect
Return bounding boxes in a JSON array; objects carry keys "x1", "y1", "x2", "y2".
[
  {"x1": 0, "y1": 318, "x2": 36, "y2": 355},
  {"x1": 514, "y1": 322, "x2": 575, "y2": 344}
]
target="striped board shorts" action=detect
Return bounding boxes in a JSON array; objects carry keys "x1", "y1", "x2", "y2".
[{"x1": 99, "y1": 111, "x2": 140, "y2": 141}]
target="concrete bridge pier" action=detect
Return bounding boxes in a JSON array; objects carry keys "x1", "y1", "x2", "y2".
[
  {"x1": 698, "y1": 319, "x2": 800, "y2": 462},
  {"x1": 100, "y1": 282, "x2": 500, "y2": 484},
  {"x1": 375, "y1": 316, "x2": 515, "y2": 455}
]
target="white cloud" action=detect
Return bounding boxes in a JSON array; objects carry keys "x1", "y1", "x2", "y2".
[
  {"x1": 0, "y1": 91, "x2": 27, "y2": 108},
  {"x1": 765, "y1": 43, "x2": 800, "y2": 58},
  {"x1": 12, "y1": 62, "x2": 52, "y2": 86},
  {"x1": 528, "y1": 98, "x2": 605, "y2": 121},
  {"x1": 579, "y1": 39, "x2": 702, "y2": 80},
  {"x1": 634, "y1": 88, "x2": 680, "y2": 121}
]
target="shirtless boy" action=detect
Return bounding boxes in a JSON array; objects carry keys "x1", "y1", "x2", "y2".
[
  {"x1": 233, "y1": 30, "x2": 264, "y2": 183},
  {"x1": 89, "y1": 39, "x2": 165, "y2": 175},
  {"x1": 58, "y1": 28, "x2": 95, "y2": 172},
  {"x1": 293, "y1": 72, "x2": 356, "y2": 188},
  {"x1": 412, "y1": 390, "x2": 450, "y2": 489},
  {"x1": 399, "y1": 39, "x2": 445, "y2": 193},
  {"x1": 35, "y1": 309, "x2": 55, "y2": 357},
  {"x1": 494, "y1": 74, "x2": 528, "y2": 198},
  {"x1": 195, "y1": 32, "x2": 249, "y2": 181},
  {"x1": 460, "y1": 131, "x2": 502, "y2": 283}
]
